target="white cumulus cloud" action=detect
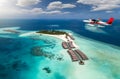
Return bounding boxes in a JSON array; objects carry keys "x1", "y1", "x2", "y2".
[
  {"x1": 0, "y1": 0, "x2": 71, "y2": 18},
  {"x1": 16, "y1": 0, "x2": 41, "y2": 7},
  {"x1": 21, "y1": 8, "x2": 43, "y2": 14},
  {"x1": 47, "y1": 1, "x2": 76, "y2": 10},
  {"x1": 44, "y1": 10, "x2": 70, "y2": 14},
  {"x1": 21, "y1": 8, "x2": 70, "y2": 15},
  {"x1": 77, "y1": 0, "x2": 120, "y2": 11}
]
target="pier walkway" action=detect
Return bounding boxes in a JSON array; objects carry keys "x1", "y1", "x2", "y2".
[
  {"x1": 67, "y1": 50, "x2": 79, "y2": 61},
  {"x1": 74, "y1": 49, "x2": 88, "y2": 60},
  {"x1": 61, "y1": 33, "x2": 88, "y2": 65},
  {"x1": 62, "y1": 42, "x2": 69, "y2": 49}
]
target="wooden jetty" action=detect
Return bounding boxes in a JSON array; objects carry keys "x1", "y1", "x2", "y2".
[
  {"x1": 74, "y1": 49, "x2": 88, "y2": 60},
  {"x1": 62, "y1": 41, "x2": 75, "y2": 49},
  {"x1": 62, "y1": 42, "x2": 69, "y2": 49},
  {"x1": 67, "y1": 50, "x2": 79, "y2": 61},
  {"x1": 68, "y1": 41, "x2": 75, "y2": 48},
  {"x1": 61, "y1": 33, "x2": 88, "y2": 65}
]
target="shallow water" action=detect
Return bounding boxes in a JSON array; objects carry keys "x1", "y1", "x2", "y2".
[{"x1": 0, "y1": 28, "x2": 120, "y2": 79}]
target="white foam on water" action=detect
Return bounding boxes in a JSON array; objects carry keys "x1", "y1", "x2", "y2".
[
  {"x1": 0, "y1": 27, "x2": 20, "y2": 33},
  {"x1": 85, "y1": 25, "x2": 108, "y2": 34},
  {"x1": 19, "y1": 31, "x2": 37, "y2": 37}
]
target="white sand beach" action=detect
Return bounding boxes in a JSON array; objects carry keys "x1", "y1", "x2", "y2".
[{"x1": 19, "y1": 31, "x2": 78, "y2": 48}]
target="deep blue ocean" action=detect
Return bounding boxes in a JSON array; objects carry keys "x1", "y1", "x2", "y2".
[
  {"x1": 0, "y1": 19, "x2": 120, "y2": 79},
  {"x1": 0, "y1": 19, "x2": 120, "y2": 46}
]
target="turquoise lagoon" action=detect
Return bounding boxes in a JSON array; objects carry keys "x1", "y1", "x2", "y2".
[{"x1": 0, "y1": 27, "x2": 120, "y2": 79}]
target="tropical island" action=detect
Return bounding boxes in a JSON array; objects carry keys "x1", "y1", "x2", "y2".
[
  {"x1": 36, "y1": 30, "x2": 88, "y2": 65},
  {"x1": 36, "y1": 30, "x2": 68, "y2": 35},
  {"x1": 20, "y1": 30, "x2": 88, "y2": 65}
]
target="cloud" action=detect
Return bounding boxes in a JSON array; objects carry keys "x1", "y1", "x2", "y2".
[
  {"x1": 0, "y1": 0, "x2": 70, "y2": 18},
  {"x1": 0, "y1": 0, "x2": 20, "y2": 17},
  {"x1": 77, "y1": 0, "x2": 120, "y2": 11},
  {"x1": 47, "y1": 1, "x2": 76, "y2": 10},
  {"x1": 106, "y1": 11, "x2": 113, "y2": 13},
  {"x1": 0, "y1": 0, "x2": 16, "y2": 6},
  {"x1": 21, "y1": 8, "x2": 70, "y2": 15},
  {"x1": 21, "y1": 8, "x2": 43, "y2": 14},
  {"x1": 0, "y1": 0, "x2": 9, "y2": 6},
  {"x1": 44, "y1": 11, "x2": 70, "y2": 14},
  {"x1": 16, "y1": 0, "x2": 41, "y2": 7}
]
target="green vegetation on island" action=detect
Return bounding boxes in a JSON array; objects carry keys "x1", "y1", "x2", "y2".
[{"x1": 36, "y1": 30, "x2": 68, "y2": 35}]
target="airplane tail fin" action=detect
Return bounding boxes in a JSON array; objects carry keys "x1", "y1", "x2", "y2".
[{"x1": 107, "y1": 17, "x2": 114, "y2": 24}]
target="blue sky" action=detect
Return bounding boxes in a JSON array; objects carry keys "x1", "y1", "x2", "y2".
[{"x1": 0, "y1": 0, "x2": 120, "y2": 19}]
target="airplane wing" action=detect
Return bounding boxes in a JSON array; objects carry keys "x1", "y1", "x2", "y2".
[
  {"x1": 87, "y1": 23, "x2": 105, "y2": 27},
  {"x1": 83, "y1": 20, "x2": 92, "y2": 23}
]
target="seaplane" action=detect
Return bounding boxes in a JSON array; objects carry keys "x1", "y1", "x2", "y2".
[{"x1": 83, "y1": 17, "x2": 114, "y2": 27}]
